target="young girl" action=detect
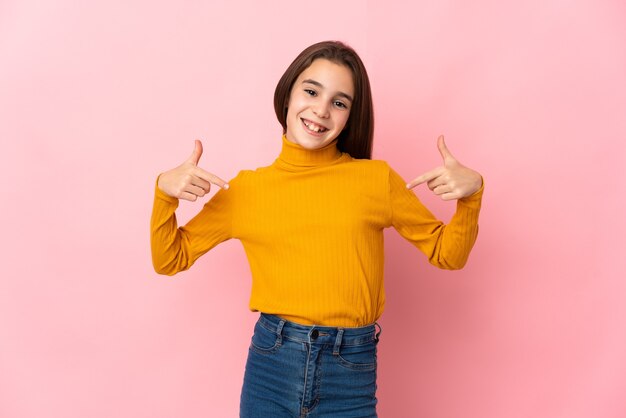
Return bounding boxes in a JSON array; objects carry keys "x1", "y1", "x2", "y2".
[{"x1": 151, "y1": 41, "x2": 483, "y2": 418}]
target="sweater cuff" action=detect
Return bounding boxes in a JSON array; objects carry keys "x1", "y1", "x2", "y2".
[{"x1": 458, "y1": 177, "x2": 484, "y2": 206}]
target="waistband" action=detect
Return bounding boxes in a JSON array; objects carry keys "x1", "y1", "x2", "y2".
[{"x1": 258, "y1": 313, "x2": 382, "y2": 347}]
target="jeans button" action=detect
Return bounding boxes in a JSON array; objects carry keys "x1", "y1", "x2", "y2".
[{"x1": 311, "y1": 329, "x2": 319, "y2": 340}]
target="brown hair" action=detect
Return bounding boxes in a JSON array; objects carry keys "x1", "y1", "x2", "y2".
[{"x1": 274, "y1": 41, "x2": 374, "y2": 159}]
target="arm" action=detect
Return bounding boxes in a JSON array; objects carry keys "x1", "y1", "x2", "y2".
[
  {"x1": 390, "y1": 135, "x2": 484, "y2": 269},
  {"x1": 150, "y1": 179, "x2": 234, "y2": 275},
  {"x1": 150, "y1": 140, "x2": 232, "y2": 275},
  {"x1": 389, "y1": 167, "x2": 483, "y2": 270}
]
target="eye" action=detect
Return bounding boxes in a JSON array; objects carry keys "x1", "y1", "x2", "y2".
[
  {"x1": 334, "y1": 100, "x2": 348, "y2": 109},
  {"x1": 304, "y1": 89, "x2": 317, "y2": 96}
]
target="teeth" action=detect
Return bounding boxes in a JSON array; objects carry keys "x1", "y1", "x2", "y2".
[{"x1": 304, "y1": 119, "x2": 325, "y2": 132}]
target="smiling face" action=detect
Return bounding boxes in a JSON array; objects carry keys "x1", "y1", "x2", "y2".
[{"x1": 285, "y1": 59, "x2": 355, "y2": 150}]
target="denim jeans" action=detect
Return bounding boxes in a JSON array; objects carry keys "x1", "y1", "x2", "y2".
[{"x1": 240, "y1": 313, "x2": 382, "y2": 418}]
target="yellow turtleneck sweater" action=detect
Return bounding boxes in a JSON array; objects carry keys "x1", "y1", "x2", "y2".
[{"x1": 151, "y1": 136, "x2": 483, "y2": 327}]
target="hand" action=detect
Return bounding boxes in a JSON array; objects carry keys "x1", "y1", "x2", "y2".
[
  {"x1": 157, "y1": 140, "x2": 229, "y2": 201},
  {"x1": 406, "y1": 135, "x2": 482, "y2": 200}
]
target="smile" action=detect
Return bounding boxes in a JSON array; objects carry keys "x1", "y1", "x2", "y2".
[{"x1": 301, "y1": 118, "x2": 329, "y2": 134}]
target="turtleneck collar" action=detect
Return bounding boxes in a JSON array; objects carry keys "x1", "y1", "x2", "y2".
[{"x1": 274, "y1": 134, "x2": 345, "y2": 170}]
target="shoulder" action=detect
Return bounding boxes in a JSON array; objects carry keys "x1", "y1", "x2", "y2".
[
  {"x1": 345, "y1": 159, "x2": 411, "y2": 193},
  {"x1": 225, "y1": 164, "x2": 277, "y2": 189},
  {"x1": 345, "y1": 157, "x2": 390, "y2": 169},
  {"x1": 344, "y1": 158, "x2": 393, "y2": 177},
  {"x1": 234, "y1": 164, "x2": 276, "y2": 178},
  {"x1": 333, "y1": 158, "x2": 394, "y2": 194}
]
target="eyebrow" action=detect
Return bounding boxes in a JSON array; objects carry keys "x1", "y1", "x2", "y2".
[{"x1": 302, "y1": 79, "x2": 354, "y2": 102}]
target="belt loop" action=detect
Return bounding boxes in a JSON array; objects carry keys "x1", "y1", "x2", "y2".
[
  {"x1": 276, "y1": 319, "x2": 286, "y2": 344},
  {"x1": 333, "y1": 328, "x2": 344, "y2": 355},
  {"x1": 374, "y1": 322, "x2": 382, "y2": 342}
]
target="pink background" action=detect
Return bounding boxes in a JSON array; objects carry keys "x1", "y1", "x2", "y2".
[{"x1": 1, "y1": 1, "x2": 625, "y2": 417}]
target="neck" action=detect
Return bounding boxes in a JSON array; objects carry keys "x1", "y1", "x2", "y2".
[{"x1": 275, "y1": 134, "x2": 343, "y2": 169}]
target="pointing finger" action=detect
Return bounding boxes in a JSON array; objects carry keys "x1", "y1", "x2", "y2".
[
  {"x1": 427, "y1": 175, "x2": 447, "y2": 191},
  {"x1": 406, "y1": 166, "x2": 445, "y2": 189},
  {"x1": 194, "y1": 167, "x2": 230, "y2": 190}
]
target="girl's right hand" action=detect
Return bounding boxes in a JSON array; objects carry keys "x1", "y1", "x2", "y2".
[{"x1": 157, "y1": 140, "x2": 229, "y2": 201}]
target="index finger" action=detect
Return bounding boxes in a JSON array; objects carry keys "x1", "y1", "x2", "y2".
[
  {"x1": 194, "y1": 166, "x2": 230, "y2": 190},
  {"x1": 406, "y1": 166, "x2": 445, "y2": 189}
]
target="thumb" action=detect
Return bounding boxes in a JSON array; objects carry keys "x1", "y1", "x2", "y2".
[
  {"x1": 187, "y1": 139, "x2": 203, "y2": 165},
  {"x1": 437, "y1": 135, "x2": 456, "y2": 165}
]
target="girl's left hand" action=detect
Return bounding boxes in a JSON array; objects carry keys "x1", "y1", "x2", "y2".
[{"x1": 406, "y1": 135, "x2": 483, "y2": 200}]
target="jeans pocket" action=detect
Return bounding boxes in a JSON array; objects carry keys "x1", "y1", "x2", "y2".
[
  {"x1": 336, "y1": 341, "x2": 377, "y2": 371},
  {"x1": 249, "y1": 321, "x2": 281, "y2": 354}
]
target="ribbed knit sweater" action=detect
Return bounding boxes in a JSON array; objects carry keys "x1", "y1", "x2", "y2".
[{"x1": 151, "y1": 135, "x2": 483, "y2": 327}]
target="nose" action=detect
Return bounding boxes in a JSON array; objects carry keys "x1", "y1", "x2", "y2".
[{"x1": 312, "y1": 101, "x2": 330, "y2": 119}]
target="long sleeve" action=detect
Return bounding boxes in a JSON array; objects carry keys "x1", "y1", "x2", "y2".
[
  {"x1": 388, "y1": 166, "x2": 483, "y2": 270},
  {"x1": 150, "y1": 177, "x2": 234, "y2": 275},
  {"x1": 148, "y1": 134, "x2": 484, "y2": 326}
]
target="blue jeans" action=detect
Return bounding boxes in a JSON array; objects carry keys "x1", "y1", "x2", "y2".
[{"x1": 240, "y1": 313, "x2": 382, "y2": 417}]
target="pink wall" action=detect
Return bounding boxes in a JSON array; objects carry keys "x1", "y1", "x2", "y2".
[{"x1": 1, "y1": 1, "x2": 625, "y2": 417}]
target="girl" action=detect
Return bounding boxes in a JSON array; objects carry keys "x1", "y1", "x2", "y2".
[{"x1": 151, "y1": 41, "x2": 483, "y2": 417}]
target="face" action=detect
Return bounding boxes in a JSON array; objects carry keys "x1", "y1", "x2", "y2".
[{"x1": 285, "y1": 59, "x2": 354, "y2": 150}]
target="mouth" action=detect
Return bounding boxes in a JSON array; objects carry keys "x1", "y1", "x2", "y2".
[{"x1": 301, "y1": 118, "x2": 329, "y2": 135}]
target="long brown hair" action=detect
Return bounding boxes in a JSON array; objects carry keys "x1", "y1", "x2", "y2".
[{"x1": 274, "y1": 41, "x2": 374, "y2": 159}]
